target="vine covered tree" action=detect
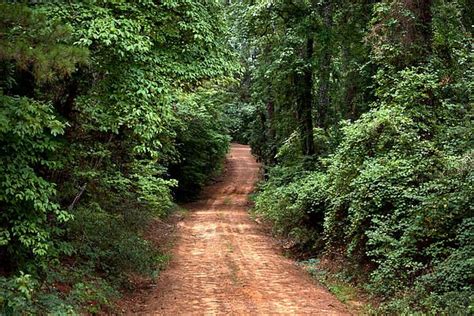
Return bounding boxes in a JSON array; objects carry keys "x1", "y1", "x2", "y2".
[
  {"x1": 1, "y1": 1, "x2": 236, "y2": 313},
  {"x1": 231, "y1": 0, "x2": 473, "y2": 313}
]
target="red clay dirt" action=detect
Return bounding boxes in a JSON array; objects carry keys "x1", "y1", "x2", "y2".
[{"x1": 126, "y1": 144, "x2": 351, "y2": 315}]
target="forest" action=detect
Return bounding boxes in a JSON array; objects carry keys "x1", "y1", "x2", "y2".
[{"x1": 0, "y1": 0, "x2": 472, "y2": 314}]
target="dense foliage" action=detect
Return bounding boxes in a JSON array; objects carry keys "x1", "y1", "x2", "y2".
[
  {"x1": 0, "y1": 1, "x2": 235, "y2": 313},
  {"x1": 231, "y1": 0, "x2": 473, "y2": 313},
  {"x1": 1, "y1": 0, "x2": 472, "y2": 314}
]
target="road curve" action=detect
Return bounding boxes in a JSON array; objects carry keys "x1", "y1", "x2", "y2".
[{"x1": 132, "y1": 144, "x2": 350, "y2": 315}]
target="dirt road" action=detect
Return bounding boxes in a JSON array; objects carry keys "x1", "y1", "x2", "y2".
[{"x1": 133, "y1": 144, "x2": 350, "y2": 315}]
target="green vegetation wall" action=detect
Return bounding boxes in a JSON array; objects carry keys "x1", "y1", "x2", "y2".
[
  {"x1": 0, "y1": 1, "x2": 236, "y2": 313},
  {"x1": 231, "y1": 0, "x2": 473, "y2": 313}
]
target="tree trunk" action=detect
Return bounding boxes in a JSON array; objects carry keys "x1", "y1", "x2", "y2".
[
  {"x1": 317, "y1": 0, "x2": 333, "y2": 128},
  {"x1": 266, "y1": 100, "x2": 277, "y2": 163},
  {"x1": 297, "y1": 37, "x2": 315, "y2": 156}
]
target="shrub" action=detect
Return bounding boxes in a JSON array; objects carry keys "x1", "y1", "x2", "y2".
[
  {"x1": 68, "y1": 205, "x2": 166, "y2": 287},
  {"x1": 170, "y1": 88, "x2": 230, "y2": 200},
  {"x1": 0, "y1": 273, "x2": 76, "y2": 315},
  {"x1": 254, "y1": 166, "x2": 328, "y2": 250},
  {"x1": 254, "y1": 66, "x2": 472, "y2": 313}
]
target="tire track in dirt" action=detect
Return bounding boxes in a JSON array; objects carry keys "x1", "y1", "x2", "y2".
[{"x1": 130, "y1": 144, "x2": 351, "y2": 315}]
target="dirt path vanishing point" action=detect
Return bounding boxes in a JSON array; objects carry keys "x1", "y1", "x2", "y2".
[{"x1": 131, "y1": 144, "x2": 351, "y2": 315}]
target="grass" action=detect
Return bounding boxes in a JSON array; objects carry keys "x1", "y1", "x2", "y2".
[
  {"x1": 299, "y1": 259, "x2": 374, "y2": 314},
  {"x1": 226, "y1": 241, "x2": 234, "y2": 253},
  {"x1": 223, "y1": 197, "x2": 232, "y2": 205}
]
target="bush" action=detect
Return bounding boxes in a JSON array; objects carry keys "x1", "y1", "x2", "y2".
[
  {"x1": 1, "y1": 1, "x2": 235, "y2": 314},
  {"x1": 323, "y1": 69, "x2": 473, "y2": 311},
  {"x1": 0, "y1": 273, "x2": 76, "y2": 315},
  {"x1": 170, "y1": 87, "x2": 230, "y2": 200},
  {"x1": 68, "y1": 205, "x2": 166, "y2": 286},
  {"x1": 254, "y1": 66, "x2": 473, "y2": 313},
  {"x1": 254, "y1": 166, "x2": 328, "y2": 251},
  {"x1": 223, "y1": 101, "x2": 255, "y2": 144}
]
